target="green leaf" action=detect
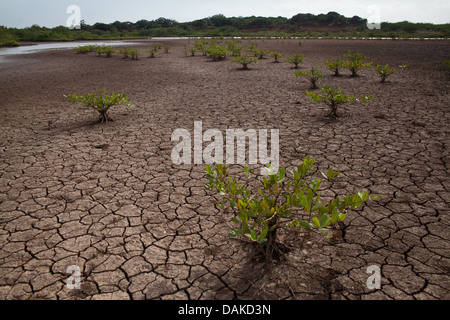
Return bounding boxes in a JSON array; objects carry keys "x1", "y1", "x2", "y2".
[
  {"x1": 360, "y1": 192, "x2": 368, "y2": 202},
  {"x1": 250, "y1": 229, "x2": 257, "y2": 241},
  {"x1": 228, "y1": 229, "x2": 242, "y2": 237},
  {"x1": 338, "y1": 213, "x2": 347, "y2": 221},
  {"x1": 312, "y1": 199, "x2": 323, "y2": 213},
  {"x1": 331, "y1": 208, "x2": 339, "y2": 223},
  {"x1": 298, "y1": 220, "x2": 313, "y2": 229},
  {"x1": 327, "y1": 168, "x2": 340, "y2": 179},
  {"x1": 319, "y1": 214, "x2": 331, "y2": 227},
  {"x1": 247, "y1": 210, "x2": 256, "y2": 218},
  {"x1": 279, "y1": 168, "x2": 285, "y2": 180},
  {"x1": 231, "y1": 217, "x2": 239, "y2": 224},
  {"x1": 312, "y1": 216, "x2": 320, "y2": 227},
  {"x1": 259, "y1": 209, "x2": 270, "y2": 218},
  {"x1": 370, "y1": 194, "x2": 381, "y2": 200},
  {"x1": 258, "y1": 227, "x2": 268, "y2": 243}
]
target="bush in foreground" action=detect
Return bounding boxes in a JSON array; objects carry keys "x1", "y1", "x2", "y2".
[{"x1": 206, "y1": 156, "x2": 380, "y2": 262}]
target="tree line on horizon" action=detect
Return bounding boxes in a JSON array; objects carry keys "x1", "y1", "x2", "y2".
[{"x1": 1, "y1": 11, "x2": 450, "y2": 45}]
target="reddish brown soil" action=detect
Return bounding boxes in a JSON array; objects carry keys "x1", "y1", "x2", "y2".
[{"x1": 0, "y1": 39, "x2": 449, "y2": 300}]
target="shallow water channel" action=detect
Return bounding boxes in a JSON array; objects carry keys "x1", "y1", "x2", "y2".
[{"x1": 0, "y1": 41, "x2": 141, "y2": 60}]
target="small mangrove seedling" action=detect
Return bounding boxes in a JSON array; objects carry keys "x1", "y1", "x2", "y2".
[
  {"x1": 285, "y1": 54, "x2": 305, "y2": 68},
  {"x1": 75, "y1": 46, "x2": 91, "y2": 54},
  {"x1": 65, "y1": 89, "x2": 133, "y2": 123},
  {"x1": 324, "y1": 57, "x2": 344, "y2": 76},
  {"x1": 255, "y1": 48, "x2": 271, "y2": 60},
  {"x1": 270, "y1": 51, "x2": 284, "y2": 63},
  {"x1": 118, "y1": 48, "x2": 130, "y2": 59},
  {"x1": 305, "y1": 85, "x2": 374, "y2": 118},
  {"x1": 129, "y1": 49, "x2": 139, "y2": 60},
  {"x1": 232, "y1": 54, "x2": 258, "y2": 70},
  {"x1": 295, "y1": 65, "x2": 323, "y2": 89},
  {"x1": 342, "y1": 50, "x2": 373, "y2": 77},
  {"x1": 205, "y1": 156, "x2": 380, "y2": 262},
  {"x1": 206, "y1": 45, "x2": 228, "y2": 61},
  {"x1": 146, "y1": 48, "x2": 158, "y2": 58},
  {"x1": 373, "y1": 64, "x2": 396, "y2": 83},
  {"x1": 95, "y1": 46, "x2": 116, "y2": 58}
]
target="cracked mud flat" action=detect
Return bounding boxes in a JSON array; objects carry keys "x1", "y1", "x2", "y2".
[{"x1": 0, "y1": 39, "x2": 449, "y2": 300}]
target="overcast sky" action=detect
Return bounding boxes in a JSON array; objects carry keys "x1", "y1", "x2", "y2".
[{"x1": 1, "y1": 0, "x2": 449, "y2": 28}]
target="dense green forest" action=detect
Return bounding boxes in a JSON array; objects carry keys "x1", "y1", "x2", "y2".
[{"x1": 1, "y1": 12, "x2": 449, "y2": 46}]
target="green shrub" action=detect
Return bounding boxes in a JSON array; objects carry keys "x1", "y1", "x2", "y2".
[
  {"x1": 194, "y1": 40, "x2": 209, "y2": 56},
  {"x1": 343, "y1": 50, "x2": 373, "y2": 77},
  {"x1": 206, "y1": 45, "x2": 229, "y2": 61},
  {"x1": 164, "y1": 46, "x2": 172, "y2": 53},
  {"x1": 373, "y1": 64, "x2": 396, "y2": 83},
  {"x1": 232, "y1": 54, "x2": 258, "y2": 70},
  {"x1": 189, "y1": 47, "x2": 197, "y2": 56},
  {"x1": 129, "y1": 48, "x2": 139, "y2": 60},
  {"x1": 117, "y1": 48, "x2": 139, "y2": 60},
  {"x1": 324, "y1": 57, "x2": 344, "y2": 76},
  {"x1": 65, "y1": 89, "x2": 133, "y2": 123},
  {"x1": 285, "y1": 54, "x2": 305, "y2": 68},
  {"x1": 95, "y1": 45, "x2": 116, "y2": 58},
  {"x1": 248, "y1": 42, "x2": 258, "y2": 54},
  {"x1": 444, "y1": 60, "x2": 450, "y2": 67},
  {"x1": 255, "y1": 48, "x2": 270, "y2": 60},
  {"x1": 205, "y1": 156, "x2": 380, "y2": 262},
  {"x1": 103, "y1": 46, "x2": 116, "y2": 58},
  {"x1": 305, "y1": 85, "x2": 373, "y2": 118},
  {"x1": 270, "y1": 51, "x2": 284, "y2": 63},
  {"x1": 146, "y1": 48, "x2": 158, "y2": 58},
  {"x1": 294, "y1": 65, "x2": 323, "y2": 89},
  {"x1": 75, "y1": 46, "x2": 91, "y2": 54},
  {"x1": 118, "y1": 48, "x2": 130, "y2": 59},
  {"x1": 226, "y1": 40, "x2": 243, "y2": 56}
]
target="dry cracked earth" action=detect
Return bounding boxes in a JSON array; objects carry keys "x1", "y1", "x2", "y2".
[{"x1": 0, "y1": 39, "x2": 449, "y2": 300}]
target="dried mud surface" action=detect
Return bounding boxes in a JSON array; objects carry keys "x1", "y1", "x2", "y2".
[{"x1": 0, "y1": 39, "x2": 449, "y2": 300}]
